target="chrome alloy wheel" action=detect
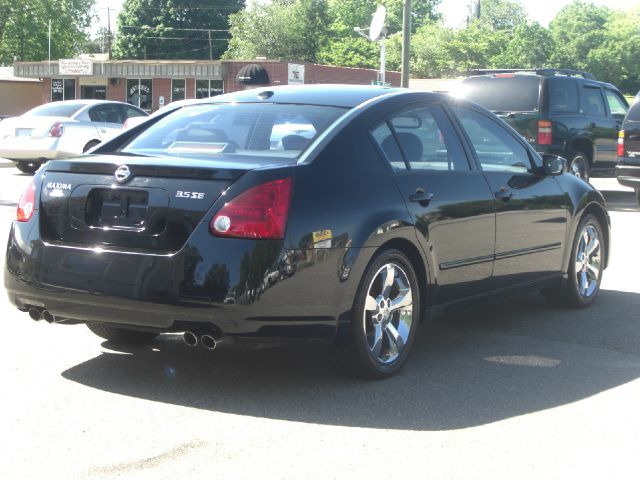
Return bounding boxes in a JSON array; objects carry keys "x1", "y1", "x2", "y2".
[
  {"x1": 575, "y1": 224, "x2": 601, "y2": 298},
  {"x1": 363, "y1": 263, "x2": 414, "y2": 364}
]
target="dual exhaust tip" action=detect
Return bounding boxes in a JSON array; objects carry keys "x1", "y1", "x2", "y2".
[
  {"x1": 28, "y1": 307, "x2": 56, "y2": 323},
  {"x1": 182, "y1": 331, "x2": 224, "y2": 350}
]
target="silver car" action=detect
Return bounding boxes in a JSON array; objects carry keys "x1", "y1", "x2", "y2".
[{"x1": 0, "y1": 100, "x2": 147, "y2": 173}]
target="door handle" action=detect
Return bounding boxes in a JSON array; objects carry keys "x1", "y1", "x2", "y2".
[
  {"x1": 100, "y1": 128, "x2": 107, "y2": 133},
  {"x1": 409, "y1": 189, "x2": 435, "y2": 206},
  {"x1": 495, "y1": 187, "x2": 513, "y2": 202}
]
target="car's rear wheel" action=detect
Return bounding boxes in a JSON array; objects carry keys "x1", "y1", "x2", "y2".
[
  {"x1": 83, "y1": 140, "x2": 101, "y2": 153},
  {"x1": 545, "y1": 214, "x2": 604, "y2": 308},
  {"x1": 335, "y1": 249, "x2": 420, "y2": 379},
  {"x1": 16, "y1": 160, "x2": 41, "y2": 174},
  {"x1": 567, "y1": 150, "x2": 590, "y2": 182},
  {"x1": 86, "y1": 323, "x2": 159, "y2": 344}
]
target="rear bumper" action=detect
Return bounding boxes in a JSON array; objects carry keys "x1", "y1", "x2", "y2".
[
  {"x1": 0, "y1": 137, "x2": 71, "y2": 161},
  {"x1": 616, "y1": 163, "x2": 640, "y2": 189},
  {"x1": 4, "y1": 218, "x2": 354, "y2": 341}
]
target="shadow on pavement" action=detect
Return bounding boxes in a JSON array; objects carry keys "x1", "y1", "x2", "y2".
[{"x1": 62, "y1": 289, "x2": 640, "y2": 431}]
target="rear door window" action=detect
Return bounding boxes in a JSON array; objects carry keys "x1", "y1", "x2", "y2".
[
  {"x1": 371, "y1": 104, "x2": 469, "y2": 172},
  {"x1": 548, "y1": 78, "x2": 578, "y2": 112},
  {"x1": 89, "y1": 104, "x2": 123, "y2": 124},
  {"x1": 581, "y1": 87, "x2": 606, "y2": 116}
]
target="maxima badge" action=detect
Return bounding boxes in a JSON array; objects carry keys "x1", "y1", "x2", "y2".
[{"x1": 114, "y1": 165, "x2": 132, "y2": 184}]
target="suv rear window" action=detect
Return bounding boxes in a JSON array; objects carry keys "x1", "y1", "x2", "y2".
[
  {"x1": 548, "y1": 77, "x2": 578, "y2": 112},
  {"x1": 626, "y1": 102, "x2": 640, "y2": 122},
  {"x1": 122, "y1": 103, "x2": 346, "y2": 161},
  {"x1": 459, "y1": 76, "x2": 540, "y2": 112}
]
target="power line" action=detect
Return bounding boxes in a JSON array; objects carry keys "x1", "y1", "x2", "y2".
[{"x1": 121, "y1": 25, "x2": 229, "y2": 32}]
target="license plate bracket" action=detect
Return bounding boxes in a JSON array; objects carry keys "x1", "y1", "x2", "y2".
[{"x1": 85, "y1": 188, "x2": 149, "y2": 231}]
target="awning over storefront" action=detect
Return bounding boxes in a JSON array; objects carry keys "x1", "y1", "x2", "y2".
[{"x1": 236, "y1": 63, "x2": 269, "y2": 85}]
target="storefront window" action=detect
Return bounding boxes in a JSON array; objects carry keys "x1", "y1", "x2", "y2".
[
  {"x1": 52, "y1": 79, "x2": 76, "y2": 101},
  {"x1": 127, "y1": 79, "x2": 153, "y2": 111},
  {"x1": 195, "y1": 79, "x2": 223, "y2": 99},
  {"x1": 172, "y1": 79, "x2": 185, "y2": 102}
]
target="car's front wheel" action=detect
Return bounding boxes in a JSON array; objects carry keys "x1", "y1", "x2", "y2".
[
  {"x1": 87, "y1": 323, "x2": 159, "y2": 345},
  {"x1": 335, "y1": 249, "x2": 420, "y2": 379},
  {"x1": 16, "y1": 160, "x2": 41, "y2": 174},
  {"x1": 546, "y1": 214, "x2": 604, "y2": 308}
]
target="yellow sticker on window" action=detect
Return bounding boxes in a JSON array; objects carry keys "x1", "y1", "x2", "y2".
[{"x1": 312, "y1": 229, "x2": 332, "y2": 243}]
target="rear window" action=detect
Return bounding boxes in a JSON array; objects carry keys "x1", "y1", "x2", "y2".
[
  {"x1": 25, "y1": 102, "x2": 86, "y2": 118},
  {"x1": 626, "y1": 102, "x2": 640, "y2": 123},
  {"x1": 121, "y1": 103, "x2": 346, "y2": 161},
  {"x1": 459, "y1": 76, "x2": 541, "y2": 112},
  {"x1": 548, "y1": 77, "x2": 578, "y2": 112}
]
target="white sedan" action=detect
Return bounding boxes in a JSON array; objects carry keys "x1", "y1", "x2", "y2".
[{"x1": 0, "y1": 100, "x2": 147, "y2": 173}]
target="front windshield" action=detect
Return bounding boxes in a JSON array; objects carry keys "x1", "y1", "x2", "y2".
[
  {"x1": 25, "y1": 102, "x2": 86, "y2": 118},
  {"x1": 122, "y1": 103, "x2": 347, "y2": 161}
]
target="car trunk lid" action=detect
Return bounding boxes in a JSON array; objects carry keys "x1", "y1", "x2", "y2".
[{"x1": 39, "y1": 155, "x2": 251, "y2": 252}]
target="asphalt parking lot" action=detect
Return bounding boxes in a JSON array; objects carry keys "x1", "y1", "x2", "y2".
[{"x1": 1, "y1": 165, "x2": 639, "y2": 479}]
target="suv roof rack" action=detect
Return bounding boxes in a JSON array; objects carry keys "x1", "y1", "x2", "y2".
[{"x1": 469, "y1": 68, "x2": 596, "y2": 80}]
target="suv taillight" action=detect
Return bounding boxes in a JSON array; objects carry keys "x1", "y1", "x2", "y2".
[
  {"x1": 618, "y1": 130, "x2": 625, "y2": 157},
  {"x1": 17, "y1": 179, "x2": 36, "y2": 222},
  {"x1": 537, "y1": 120, "x2": 552, "y2": 145},
  {"x1": 49, "y1": 121, "x2": 64, "y2": 137},
  {"x1": 210, "y1": 178, "x2": 293, "y2": 239}
]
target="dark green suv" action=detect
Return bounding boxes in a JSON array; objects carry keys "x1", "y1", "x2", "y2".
[{"x1": 458, "y1": 69, "x2": 629, "y2": 181}]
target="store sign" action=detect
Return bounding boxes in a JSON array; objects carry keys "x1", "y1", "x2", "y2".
[
  {"x1": 59, "y1": 59, "x2": 93, "y2": 76},
  {"x1": 288, "y1": 64, "x2": 305, "y2": 85}
]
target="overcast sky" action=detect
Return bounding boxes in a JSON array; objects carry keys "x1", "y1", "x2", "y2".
[{"x1": 93, "y1": 0, "x2": 640, "y2": 35}]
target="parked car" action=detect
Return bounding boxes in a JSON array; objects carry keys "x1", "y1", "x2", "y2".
[
  {"x1": 615, "y1": 93, "x2": 640, "y2": 204},
  {"x1": 5, "y1": 85, "x2": 610, "y2": 378},
  {"x1": 455, "y1": 68, "x2": 629, "y2": 181},
  {"x1": 0, "y1": 100, "x2": 147, "y2": 173},
  {"x1": 123, "y1": 98, "x2": 200, "y2": 129}
]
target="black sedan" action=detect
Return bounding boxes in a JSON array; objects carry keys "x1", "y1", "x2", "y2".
[{"x1": 5, "y1": 85, "x2": 610, "y2": 378}]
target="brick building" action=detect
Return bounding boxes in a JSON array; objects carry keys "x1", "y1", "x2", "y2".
[{"x1": 12, "y1": 58, "x2": 401, "y2": 113}]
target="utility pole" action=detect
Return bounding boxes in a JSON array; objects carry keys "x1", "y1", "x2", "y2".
[
  {"x1": 208, "y1": 30, "x2": 213, "y2": 60},
  {"x1": 107, "y1": 6, "x2": 112, "y2": 59},
  {"x1": 401, "y1": 0, "x2": 411, "y2": 88}
]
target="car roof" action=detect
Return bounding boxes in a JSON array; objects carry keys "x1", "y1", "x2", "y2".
[{"x1": 186, "y1": 84, "x2": 408, "y2": 108}]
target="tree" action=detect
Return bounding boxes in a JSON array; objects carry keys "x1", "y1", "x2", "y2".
[
  {"x1": 477, "y1": 0, "x2": 527, "y2": 31},
  {"x1": 317, "y1": 0, "x2": 441, "y2": 68},
  {"x1": 0, "y1": 1, "x2": 94, "y2": 65},
  {"x1": 113, "y1": 0, "x2": 243, "y2": 60},
  {"x1": 549, "y1": 1, "x2": 612, "y2": 72},
  {"x1": 224, "y1": 0, "x2": 329, "y2": 62},
  {"x1": 587, "y1": 8, "x2": 640, "y2": 94},
  {"x1": 491, "y1": 21, "x2": 553, "y2": 68},
  {"x1": 83, "y1": 27, "x2": 110, "y2": 55}
]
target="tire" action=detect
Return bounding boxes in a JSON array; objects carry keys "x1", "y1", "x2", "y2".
[
  {"x1": 567, "y1": 150, "x2": 590, "y2": 182},
  {"x1": 83, "y1": 140, "x2": 101, "y2": 153},
  {"x1": 86, "y1": 323, "x2": 159, "y2": 345},
  {"x1": 545, "y1": 214, "x2": 604, "y2": 308},
  {"x1": 334, "y1": 249, "x2": 421, "y2": 379},
  {"x1": 16, "y1": 160, "x2": 41, "y2": 174}
]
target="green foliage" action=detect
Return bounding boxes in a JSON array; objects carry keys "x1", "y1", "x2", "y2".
[
  {"x1": 549, "y1": 1, "x2": 612, "y2": 71},
  {"x1": 0, "y1": 0, "x2": 94, "y2": 65},
  {"x1": 113, "y1": 0, "x2": 243, "y2": 60},
  {"x1": 478, "y1": 0, "x2": 527, "y2": 31},
  {"x1": 224, "y1": 0, "x2": 329, "y2": 62},
  {"x1": 491, "y1": 21, "x2": 553, "y2": 69}
]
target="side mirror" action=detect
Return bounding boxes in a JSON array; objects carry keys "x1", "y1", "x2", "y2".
[{"x1": 542, "y1": 154, "x2": 566, "y2": 176}]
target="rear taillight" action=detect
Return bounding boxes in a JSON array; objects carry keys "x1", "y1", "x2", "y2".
[
  {"x1": 49, "y1": 121, "x2": 64, "y2": 137},
  {"x1": 210, "y1": 178, "x2": 293, "y2": 239},
  {"x1": 17, "y1": 179, "x2": 36, "y2": 222},
  {"x1": 537, "y1": 120, "x2": 552, "y2": 145},
  {"x1": 618, "y1": 130, "x2": 625, "y2": 157}
]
